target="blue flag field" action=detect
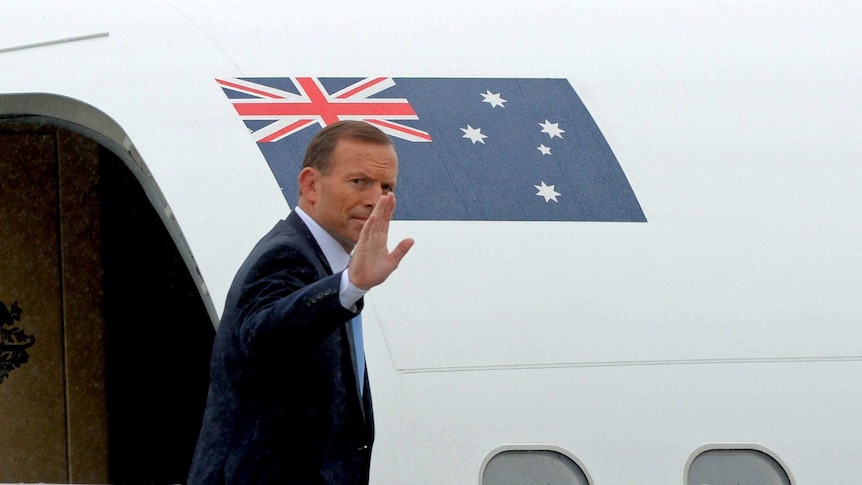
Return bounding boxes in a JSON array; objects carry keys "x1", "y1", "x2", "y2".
[{"x1": 217, "y1": 76, "x2": 646, "y2": 222}]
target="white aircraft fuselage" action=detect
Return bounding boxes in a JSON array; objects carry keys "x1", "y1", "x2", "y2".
[{"x1": 1, "y1": 2, "x2": 860, "y2": 484}]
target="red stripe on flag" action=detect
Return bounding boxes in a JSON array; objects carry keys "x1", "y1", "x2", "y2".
[
  {"x1": 232, "y1": 101, "x2": 418, "y2": 118},
  {"x1": 259, "y1": 119, "x2": 315, "y2": 143},
  {"x1": 366, "y1": 119, "x2": 433, "y2": 142},
  {"x1": 217, "y1": 79, "x2": 284, "y2": 99},
  {"x1": 335, "y1": 77, "x2": 390, "y2": 99},
  {"x1": 295, "y1": 78, "x2": 340, "y2": 124}
]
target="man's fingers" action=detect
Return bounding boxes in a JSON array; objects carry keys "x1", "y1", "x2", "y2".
[
  {"x1": 390, "y1": 238, "x2": 414, "y2": 265},
  {"x1": 349, "y1": 193, "x2": 411, "y2": 289},
  {"x1": 373, "y1": 193, "x2": 395, "y2": 232},
  {"x1": 361, "y1": 193, "x2": 395, "y2": 241},
  {"x1": 357, "y1": 212, "x2": 377, "y2": 243}
]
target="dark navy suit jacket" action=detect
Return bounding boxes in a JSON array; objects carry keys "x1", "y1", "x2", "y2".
[{"x1": 188, "y1": 211, "x2": 374, "y2": 485}]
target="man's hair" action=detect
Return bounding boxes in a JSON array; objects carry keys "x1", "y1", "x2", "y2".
[{"x1": 302, "y1": 120, "x2": 394, "y2": 175}]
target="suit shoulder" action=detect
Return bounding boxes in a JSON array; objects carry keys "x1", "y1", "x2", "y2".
[{"x1": 236, "y1": 217, "x2": 330, "y2": 284}]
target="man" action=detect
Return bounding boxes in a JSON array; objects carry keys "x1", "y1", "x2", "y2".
[{"x1": 188, "y1": 121, "x2": 414, "y2": 484}]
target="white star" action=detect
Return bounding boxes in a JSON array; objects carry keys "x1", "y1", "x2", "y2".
[
  {"x1": 539, "y1": 119, "x2": 565, "y2": 139},
  {"x1": 461, "y1": 124, "x2": 487, "y2": 144},
  {"x1": 534, "y1": 181, "x2": 561, "y2": 203},
  {"x1": 537, "y1": 144, "x2": 552, "y2": 155},
  {"x1": 481, "y1": 90, "x2": 507, "y2": 108}
]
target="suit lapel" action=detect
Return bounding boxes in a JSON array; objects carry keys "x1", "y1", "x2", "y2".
[
  {"x1": 285, "y1": 211, "x2": 333, "y2": 276},
  {"x1": 287, "y1": 211, "x2": 368, "y2": 423}
]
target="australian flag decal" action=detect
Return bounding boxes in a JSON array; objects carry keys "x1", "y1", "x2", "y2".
[{"x1": 217, "y1": 77, "x2": 646, "y2": 222}]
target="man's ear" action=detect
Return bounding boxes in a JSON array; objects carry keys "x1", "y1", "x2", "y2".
[{"x1": 298, "y1": 167, "x2": 319, "y2": 202}]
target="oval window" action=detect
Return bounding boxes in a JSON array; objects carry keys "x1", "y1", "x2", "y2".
[
  {"x1": 482, "y1": 449, "x2": 590, "y2": 485},
  {"x1": 687, "y1": 448, "x2": 792, "y2": 485}
]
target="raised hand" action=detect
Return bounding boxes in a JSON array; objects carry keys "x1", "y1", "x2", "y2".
[{"x1": 347, "y1": 192, "x2": 414, "y2": 290}]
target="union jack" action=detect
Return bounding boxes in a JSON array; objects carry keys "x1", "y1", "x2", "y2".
[{"x1": 215, "y1": 77, "x2": 432, "y2": 143}]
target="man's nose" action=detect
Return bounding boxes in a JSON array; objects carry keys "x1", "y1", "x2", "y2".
[{"x1": 364, "y1": 184, "x2": 384, "y2": 206}]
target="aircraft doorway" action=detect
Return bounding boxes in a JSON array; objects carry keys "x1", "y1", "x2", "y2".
[{"x1": 0, "y1": 122, "x2": 214, "y2": 484}]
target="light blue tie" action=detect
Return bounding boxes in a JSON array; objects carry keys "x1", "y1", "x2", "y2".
[{"x1": 349, "y1": 314, "x2": 365, "y2": 396}]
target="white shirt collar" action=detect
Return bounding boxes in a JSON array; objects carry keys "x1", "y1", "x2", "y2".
[{"x1": 294, "y1": 207, "x2": 351, "y2": 273}]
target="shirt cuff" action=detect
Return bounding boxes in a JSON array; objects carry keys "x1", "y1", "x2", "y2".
[{"x1": 339, "y1": 270, "x2": 367, "y2": 312}]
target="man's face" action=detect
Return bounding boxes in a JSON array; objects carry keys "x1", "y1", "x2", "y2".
[{"x1": 307, "y1": 139, "x2": 398, "y2": 251}]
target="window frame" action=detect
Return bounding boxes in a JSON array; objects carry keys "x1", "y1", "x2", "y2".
[
  {"x1": 684, "y1": 443, "x2": 795, "y2": 485},
  {"x1": 479, "y1": 444, "x2": 594, "y2": 485}
]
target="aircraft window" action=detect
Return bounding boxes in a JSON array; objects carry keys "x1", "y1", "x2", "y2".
[
  {"x1": 686, "y1": 448, "x2": 792, "y2": 485},
  {"x1": 481, "y1": 449, "x2": 590, "y2": 485}
]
